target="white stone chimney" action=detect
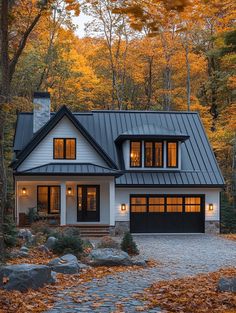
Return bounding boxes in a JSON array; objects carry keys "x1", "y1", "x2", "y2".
[{"x1": 33, "y1": 92, "x2": 51, "y2": 133}]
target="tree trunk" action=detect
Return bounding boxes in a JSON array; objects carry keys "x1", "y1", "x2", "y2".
[{"x1": 0, "y1": 0, "x2": 10, "y2": 261}]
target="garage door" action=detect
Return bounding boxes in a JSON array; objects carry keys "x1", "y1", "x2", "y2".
[{"x1": 130, "y1": 195, "x2": 205, "y2": 233}]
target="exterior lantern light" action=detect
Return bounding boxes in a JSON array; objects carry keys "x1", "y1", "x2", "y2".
[
  {"x1": 67, "y1": 187, "x2": 72, "y2": 196},
  {"x1": 121, "y1": 203, "x2": 126, "y2": 211},
  {"x1": 21, "y1": 187, "x2": 27, "y2": 196},
  {"x1": 209, "y1": 203, "x2": 213, "y2": 211}
]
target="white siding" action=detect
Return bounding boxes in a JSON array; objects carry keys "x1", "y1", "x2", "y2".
[
  {"x1": 18, "y1": 117, "x2": 107, "y2": 171},
  {"x1": 16, "y1": 176, "x2": 114, "y2": 225},
  {"x1": 123, "y1": 140, "x2": 181, "y2": 170},
  {"x1": 115, "y1": 188, "x2": 221, "y2": 222}
]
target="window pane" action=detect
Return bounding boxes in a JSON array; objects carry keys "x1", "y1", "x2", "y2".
[
  {"x1": 50, "y1": 187, "x2": 60, "y2": 214},
  {"x1": 66, "y1": 139, "x2": 76, "y2": 159},
  {"x1": 155, "y1": 142, "x2": 163, "y2": 167},
  {"x1": 166, "y1": 205, "x2": 183, "y2": 212},
  {"x1": 149, "y1": 197, "x2": 164, "y2": 205},
  {"x1": 185, "y1": 205, "x2": 201, "y2": 212},
  {"x1": 78, "y1": 187, "x2": 82, "y2": 211},
  {"x1": 130, "y1": 142, "x2": 141, "y2": 167},
  {"x1": 131, "y1": 197, "x2": 147, "y2": 205},
  {"x1": 167, "y1": 197, "x2": 183, "y2": 204},
  {"x1": 37, "y1": 187, "x2": 48, "y2": 214},
  {"x1": 131, "y1": 205, "x2": 147, "y2": 213},
  {"x1": 54, "y1": 139, "x2": 64, "y2": 159},
  {"x1": 167, "y1": 142, "x2": 177, "y2": 167},
  {"x1": 145, "y1": 142, "x2": 153, "y2": 167},
  {"x1": 87, "y1": 187, "x2": 97, "y2": 212},
  {"x1": 185, "y1": 197, "x2": 201, "y2": 205},
  {"x1": 149, "y1": 205, "x2": 165, "y2": 212}
]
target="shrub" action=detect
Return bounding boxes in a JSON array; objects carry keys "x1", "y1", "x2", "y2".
[
  {"x1": 97, "y1": 236, "x2": 120, "y2": 249},
  {"x1": 53, "y1": 234, "x2": 83, "y2": 256},
  {"x1": 63, "y1": 227, "x2": 81, "y2": 238},
  {"x1": 30, "y1": 220, "x2": 51, "y2": 235},
  {"x1": 27, "y1": 207, "x2": 39, "y2": 224},
  {"x1": 3, "y1": 215, "x2": 18, "y2": 247},
  {"x1": 221, "y1": 194, "x2": 236, "y2": 233},
  {"x1": 121, "y1": 232, "x2": 139, "y2": 256}
]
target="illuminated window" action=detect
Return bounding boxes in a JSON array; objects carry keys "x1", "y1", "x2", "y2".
[
  {"x1": 54, "y1": 138, "x2": 76, "y2": 159},
  {"x1": 131, "y1": 197, "x2": 147, "y2": 212},
  {"x1": 144, "y1": 142, "x2": 163, "y2": 167},
  {"x1": 167, "y1": 142, "x2": 178, "y2": 168},
  {"x1": 166, "y1": 197, "x2": 183, "y2": 212},
  {"x1": 185, "y1": 197, "x2": 201, "y2": 212},
  {"x1": 130, "y1": 141, "x2": 142, "y2": 167},
  {"x1": 37, "y1": 186, "x2": 60, "y2": 214},
  {"x1": 149, "y1": 197, "x2": 165, "y2": 212}
]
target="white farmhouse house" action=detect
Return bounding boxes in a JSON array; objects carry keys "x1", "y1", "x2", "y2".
[{"x1": 12, "y1": 92, "x2": 224, "y2": 234}]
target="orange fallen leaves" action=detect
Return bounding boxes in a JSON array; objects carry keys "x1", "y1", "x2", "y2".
[
  {"x1": 137, "y1": 267, "x2": 236, "y2": 313},
  {"x1": 221, "y1": 234, "x2": 236, "y2": 242},
  {"x1": 8, "y1": 247, "x2": 56, "y2": 265}
]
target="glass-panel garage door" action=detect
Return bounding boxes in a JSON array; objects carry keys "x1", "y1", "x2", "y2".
[{"x1": 130, "y1": 195, "x2": 205, "y2": 233}]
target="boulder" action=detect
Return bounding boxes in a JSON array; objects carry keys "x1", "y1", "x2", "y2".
[
  {"x1": 88, "y1": 248, "x2": 132, "y2": 266},
  {"x1": 47, "y1": 254, "x2": 84, "y2": 274},
  {"x1": 0, "y1": 264, "x2": 55, "y2": 292},
  {"x1": 218, "y1": 277, "x2": 236, "y2": 292},
  {"x1": 38, "y1": 245, "x2": 50, "y2": 254},
  {"x1": 45, "y1": 236, "x2": 58, "y2": 250},
  {"x1": 20, "y1": 246, "x2": 29, "y2": 253},
  {"x1": 18, "y1": 229, "x2": 32, "y2": 241}
]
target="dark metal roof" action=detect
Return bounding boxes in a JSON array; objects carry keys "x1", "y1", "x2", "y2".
[
  {"x1": 15, "y1": 163, "x2": 122, "y2": 177},
  {"x1": 115, "y1": 171, "x2": 224, "y2": 187},
  {"x1": 13, "y1": 109, "x2": 225, "y2": 187}
]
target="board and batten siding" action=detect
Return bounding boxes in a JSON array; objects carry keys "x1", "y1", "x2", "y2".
[
  {"x1": 18, "y1": 117, "x2": 107, "y2": 171},
  {"x1": 115, "y1": 188, "x2": 221, "y2": 222}
]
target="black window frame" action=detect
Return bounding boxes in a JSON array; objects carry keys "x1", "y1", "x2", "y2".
[
  {"x1": 77, "y1": 185, "x2": 100, "y2": 222},
  {"x1": 130, "y1": 194, "x2": 204, "y2": 214},
  {"x1": 37, "y1": 185, "x2": 61, "y2": 215},
  {"x1": 144, "y1": 141, "x2": 164, "y2": 168},
  {"x1": 53, "y1": 138, "x2": 76, "y2": 160},
  {"x1": 130, "y1": 140, "x2": 142, "y2": 168},
  {"x1": 166, "y1": 141, "x2": 178, "y2": 168}
]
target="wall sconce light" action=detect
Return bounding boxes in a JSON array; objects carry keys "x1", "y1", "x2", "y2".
[
  {"x1": 209, "y1": 203, "x2": 213, "y2": 211},
  {"x1": 21, "y1": 187, "x2": 27, "y2": 196},
  {"x1": 67, "y1": 187, "x2": 73, "y2": 196},
  {"x1": 121, "y1": 203, "x2": 126, "y2": 211}
]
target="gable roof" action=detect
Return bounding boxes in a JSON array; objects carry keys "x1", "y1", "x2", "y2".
[
  {"x1": 13, "y1": 109, "x2": 225, "y2": 187},
  {"x1": 12, "y1": 106, "x2": 117, "y2": 170}
]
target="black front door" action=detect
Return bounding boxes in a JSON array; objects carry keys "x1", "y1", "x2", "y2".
[{"x1": 77, "y1": 185, "x2": 100, "y2": 222}]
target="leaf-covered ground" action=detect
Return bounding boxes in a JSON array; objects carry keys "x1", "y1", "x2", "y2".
[
  {"x1": 137, "y1": 267, "x2": 236, "y2": 313},
  {"x1": 221, "y1": 234, "x2": 236, "y2": 242}
]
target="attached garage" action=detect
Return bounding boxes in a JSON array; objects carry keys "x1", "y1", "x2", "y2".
[{"x1": 130, "y1": 195, "x2": 205, "y2": 233}]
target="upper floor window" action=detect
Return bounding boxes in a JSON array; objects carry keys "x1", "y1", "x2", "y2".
[
  {"x1": 167, "y1": 142, "x2": 178, "y2": 168},
  {"x1": 130, "y1": 141, "x2": 142, "y2": 167},
  {"x1": 144, "y1": 142, "x2": 163, "y2": 167},
  {"x1": 53, "y1": 138, "x2": 76, "y2": 159}
]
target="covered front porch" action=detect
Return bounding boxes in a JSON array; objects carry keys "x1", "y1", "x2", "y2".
[{"x1": 15, "y1": 175, "x2": 116, "y2": 227}]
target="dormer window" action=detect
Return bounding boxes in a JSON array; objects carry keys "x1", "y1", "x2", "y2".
[
  {"x1": 130, "y1": 141, "x2": 142, "y2": 167},
  {"x1": 167, "y1": 142, "x2": 178, "y2": 168},
  {"x1": 54, "y1": 138, "x2": 76, "y2": 160},
  {"x1": 144, "y1": 142, "x2": 163, "y2": 167}
]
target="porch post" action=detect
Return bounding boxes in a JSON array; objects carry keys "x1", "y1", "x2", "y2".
[
  {"x1": 109, "y1": 179, "x2": 115, "y2": 226},
  {"x1": 60, "y1": 182, "x2": 66, "y2": 226}
]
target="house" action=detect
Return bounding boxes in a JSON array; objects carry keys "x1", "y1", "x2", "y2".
[{"x1": 12, "y1": 92, "x2": 225, "y2": 234}]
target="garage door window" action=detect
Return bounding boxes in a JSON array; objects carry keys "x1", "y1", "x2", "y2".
[
  {"x1": 185, "y1": 197, "x2": 201, "y2": 212},
  {"x1": 149, "y1": 197, "x2": 165, "y2": 212},
  {"x1": 166, "y1": 197, "x2": 183, "y2": 212},
  {"x1": 131, "y1": 197, "x2": 147, "y2": 212}
]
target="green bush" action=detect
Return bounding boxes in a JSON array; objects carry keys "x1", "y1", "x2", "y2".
[
  {"x1": 121, "y1": 232, "x2": 139, "y2": 256},
  {"x1": 3, "y1": 215, "x2": 18, "y2": 247},
  {"x1": 221, "y1": 193, "x2": 236, "y2": 233},
  {"x1": 30, "y1": 220, "x2": 51, "y2": 235},
  {"x1": 97, "y1": 236, "x2": 120, "y2": 249},
  {"x1": 53, "y1": 234, "x2": 83, "y2": 256},
  {"x1": 63, "y1": 227, "x2": 81, "y2": 238},
  {"x1": 27, "y1": 207, "x2": 39, "y2": 224}
]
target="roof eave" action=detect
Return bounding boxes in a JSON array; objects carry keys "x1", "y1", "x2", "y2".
[{"x1": 115, "y1": 134, "x2": 190, "y2": 144}]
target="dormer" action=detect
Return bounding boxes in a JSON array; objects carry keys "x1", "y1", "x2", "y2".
[{"x1": 115, "y1": 124, "x2": 189, "y2": 170}]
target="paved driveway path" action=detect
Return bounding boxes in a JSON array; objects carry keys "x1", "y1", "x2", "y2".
[{"x1": 45, "y1": 235, "x2": 236, "y2": 313}]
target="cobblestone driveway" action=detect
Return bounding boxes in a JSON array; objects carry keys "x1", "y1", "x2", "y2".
[{"x1": 45, "y1": 235, "x2": 236, "y2": 313}]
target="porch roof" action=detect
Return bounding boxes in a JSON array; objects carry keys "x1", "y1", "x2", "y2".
[{"x1": 15, "y1": 163, "x2": 122, "y2": 177}]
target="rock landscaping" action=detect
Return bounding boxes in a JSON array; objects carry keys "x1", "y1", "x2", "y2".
[
  {"x1": 48, "y1": 254, "x2": 87, "y2": 274},
  {"x1": 218, "y1": 277, "x2": 236, "y2": 292}
]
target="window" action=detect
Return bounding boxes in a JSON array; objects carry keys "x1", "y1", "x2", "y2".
[
  {"x1": 54, "y1": 138, "x2": 76, "y2": 159},
  {"x1": 149, "y1": 197, "x2": 165, "y2": 212},
  {"x1": 166, "y1": 197, "x2": 183, "y2": 212},
  {"x1": 130, "y1": 141, "x2": 142, "y2": 167},
  {"x1": 37, "y1": 186, "x2": 60, "y2": 214},
  {"x1": 144, "y1": 142, "x2": 163, "y2": 167},
  {"x1": 167, "y1": 142, "x2": 178, "y2": 168},
  {"x1": 185, "y1": 197, "x2": 201, "y2": 212},
  {"x1": 131, "y1": 197, "x2": 147, "y2": 212}
]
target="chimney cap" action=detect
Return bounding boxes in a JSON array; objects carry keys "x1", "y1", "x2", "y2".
[{"x1": 33, "y1": 92, "x2": 50, "y2": 99}]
